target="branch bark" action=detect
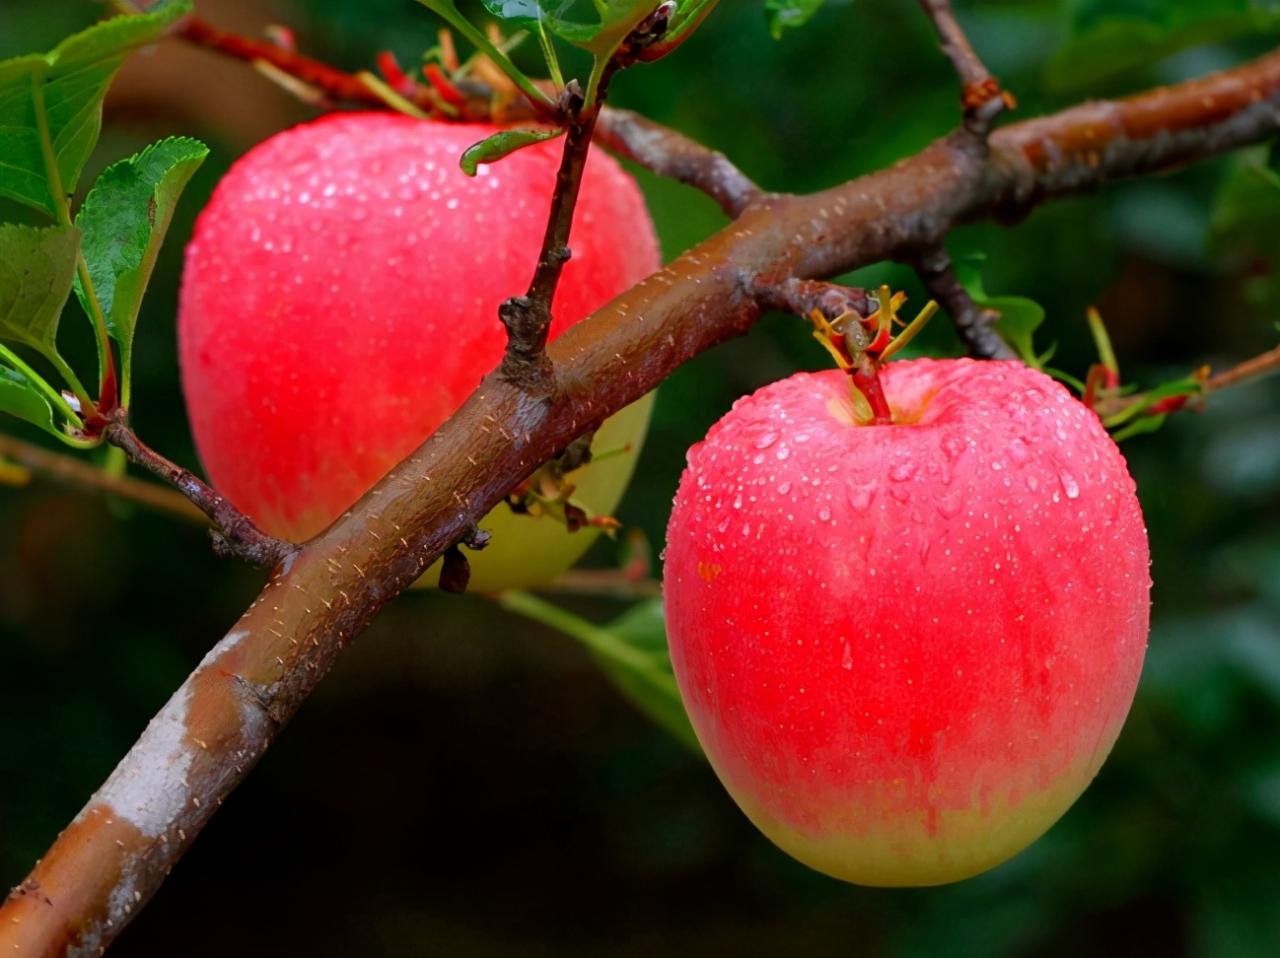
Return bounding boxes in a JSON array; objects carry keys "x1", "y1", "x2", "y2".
[
  {"x1": 912, "y1": 245, "x2": 1016, "y2": 359},
  {"x1": 5, "y1": 46, "x2": 1280, "y2": 958}
]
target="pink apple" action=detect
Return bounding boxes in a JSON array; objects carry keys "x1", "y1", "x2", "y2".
[
  {"x1": 179, "y1": 112, "x2": 659, "y2": 590},
  {"x1": 663, "y1": 358, "x2": 1150, "y2": 886}
]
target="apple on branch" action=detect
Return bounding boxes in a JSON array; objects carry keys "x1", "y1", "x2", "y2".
[
  {"x1": 663, "y1": 295, "x2": 1151, "y2": 886},
  {"x1": 178, "y1": 112, "x2": 660, "y2": 590}
]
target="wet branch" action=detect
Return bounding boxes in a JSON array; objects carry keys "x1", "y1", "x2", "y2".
[
  {"x1": 498, "y1": 80, "x2": 610, "y2": 391},
  {"x1": 5, "y1": 42, "x2": 1280, "y2": 958},
  {"x1": 594, "y1": 109, "x2": 762, "y2": 217}
]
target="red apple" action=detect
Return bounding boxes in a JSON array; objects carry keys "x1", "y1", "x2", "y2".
[
  {"x1": 179, "y1": 112, "x2": 659, "y2": 590},
  {"x1": 663, "y1": 358, "x2": 1150, "y2": 886}
]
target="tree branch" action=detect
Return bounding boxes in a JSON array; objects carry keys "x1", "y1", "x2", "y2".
[
  {"x1": 102, "y1": 420, "x2": 296, "y2": 568},
  {"x1": 593, "y1": 109, "x2": 762, "y2": 217},
  {"x1": 6, "y1": 47, "x2": 1280, "y2": 958},
  {"x1": 498, "y1": 80, "x2": 609, "y2": 391},
  {"x1": 0, "y1": 433, "x2": 206, "y2": 524},
  {"x1": 911, "y1": 245, "x2": 1015, "y2": 359},
  {"x1": 918, "y1": 0, "x2": 1008, "y2": 134},
  {"x1": 1205, "y1": 342, "x2": 1280, "y2": 393}
]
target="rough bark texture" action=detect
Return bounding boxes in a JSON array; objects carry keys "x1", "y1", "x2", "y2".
[{"x1": 4, "y1": 47, "x2": 1280, "y2": 957}]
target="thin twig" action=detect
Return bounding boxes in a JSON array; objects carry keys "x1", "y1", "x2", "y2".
[
  {"x1": 0, "y1": 433, "x2": 206, "y2": 524},
  {"x1": 102, "y1": 419, "x2": 297, "y2": 568},
  {"x1": 918, "y1": 0, "x2": 1008, "y2": 133},
  {"x1": 1205, "y1": 342, "x2": 1280, "y2": 393},
  {"x1": 912, "y1": 246, "x2": 1015, "y2": 359},
  {"x1": 594, "y1": 108, "x2": 762, "y2": 217},
  {"x1": 5, "y1": 44, "x2": 1280, "y2": 957},
  {"x1": 498, "y1": 79, "x2": 611, "y2": 390}
]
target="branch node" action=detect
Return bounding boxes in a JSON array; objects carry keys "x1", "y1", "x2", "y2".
[{"x1": 919, "y1": 0, "x2": 1009, "y2": 135}]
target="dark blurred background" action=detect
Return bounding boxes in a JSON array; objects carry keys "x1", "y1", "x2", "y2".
[{"x1": 3, "y1": 0, "x2": 1280, "y2": 954}]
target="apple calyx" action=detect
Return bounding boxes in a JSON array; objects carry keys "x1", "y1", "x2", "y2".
[{"x1": 807, "y1": 284, "x2": 939, "y2": 426}]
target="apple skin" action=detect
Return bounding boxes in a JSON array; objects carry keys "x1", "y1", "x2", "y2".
[
  {"x1": 179, "y1": 113, "x2": 659, "y2": 591},
  {"x1": 663, "y1": 359, "x2": 1150, "y2": 886}
]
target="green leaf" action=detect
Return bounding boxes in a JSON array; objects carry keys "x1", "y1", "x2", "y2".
[
  {"x1": 0, "y1": 222, "x2": 80, "y2": 360},
  {"x1": 0, "y1": 364, "x2": 57, "y2": 437},
  {"x1": 955, "y1": 253, "x2": 1049, "y2": 367},
  {"x1": 0, "y1": 1, "x2": 192, "y2": 217},
  {"x1": 500, "y1": 591, "x2": 701, "y2": 751},
  {"x1": 764, "y1": 0, "x2": 825, "y2": 39},
  {"x1": 1044, "y1": 1, "x2": 1280, "y2": 95},
  {"x1": 1210, "y1": 147, "x2": 1280, "y2": 308},
  {"x1": 460, "y1": 127, "x2": 565, "y2": 176},
  {"x1": 482, "y1": 0, "x2": 660, "y2": 47},
  {"x1": 74, "y1": 136, "x2": 208, "y2": 402}
]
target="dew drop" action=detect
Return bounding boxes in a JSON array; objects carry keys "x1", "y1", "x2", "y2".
[
  {"x1": 1008, "y1": 438, "x2": 1032, "y2": 465},
  {"x1": 890, "y1": 461, "x2": 917, "y2": 482},
  {"x1": 841, "y1": 641, "x2": 854, "y2": 671},
  {"x1": 1060, "y1": 470, "x2": 1080, "y2": 499},
  {"x1": 753, "y1": 431, "x2": 779, "y2": 450},
  {"x1": 846, "y1": 480, "x2": 875, "y2": 513}
]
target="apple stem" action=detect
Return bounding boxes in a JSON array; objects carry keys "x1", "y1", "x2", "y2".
[{"x1": 850, "y1": 355, "x2": 895, "y2": 426}]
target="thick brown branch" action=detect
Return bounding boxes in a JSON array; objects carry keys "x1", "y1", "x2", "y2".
[
  {"x1": 102, "y1": 421, "x2": 296, "y2": 568},
  {"x1": 912, "y1": 246, "x2": 1015, "y2": 359},
  {"x1": 918, "y1": 0, "x2": 1007, "y2": 133},
  {"x1": 6, "y1": 48, "x2": 1280, "y2": 958},
  {"x1": 0, "y1": 433, "x2": 205, "y2": 524},
  {"x1": 594, "y1": 109, "x2": 762, "y2": 217}
]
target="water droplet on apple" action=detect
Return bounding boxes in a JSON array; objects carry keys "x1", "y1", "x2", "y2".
[
  {"x1": 846, "y1": 480, "x2": 875, "y2": 513},
  {"x1": 1059, "y1": 470, "x2": 1080, "y2": 499},
  {"x1": 753, "y1": 431, "x2": 779, "y2": 450},
  {"x1": 935, "y1": 489, "x2": 963, "y2": 518}
]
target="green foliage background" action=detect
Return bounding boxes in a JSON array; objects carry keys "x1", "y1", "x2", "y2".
[{"x1": 2, "y1": 0, "x2": 1280, "y2": 954}]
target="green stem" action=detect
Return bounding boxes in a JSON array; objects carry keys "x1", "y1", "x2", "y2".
[
  {"x1": 537, "y1": 23, "x2": 565, "y2": 89},
  {"x1": 499, "y1": 590, "x2": 657, "y2": 673},
  {"x1": 31, "y1": 68, "x2": 120, "y2": 408},
  {"x1": 75, "y1": 253, "x2": 120, "y2": 408}
]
